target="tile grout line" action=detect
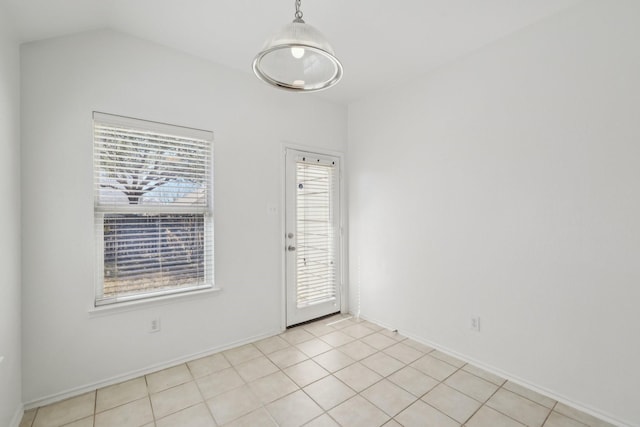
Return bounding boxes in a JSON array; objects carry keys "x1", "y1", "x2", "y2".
[
  {"x1": 413, "y1": 363, "x2": 470, "y2": 426},
  {"x1": 551, "y1": 401, "x2": 603, "y2": 427},
  {"x1": 184, "y1": 359, "x2": 219, "y2": 427},
  {"x1": 243, "y1": 340, "x2": 288, "y2": 427},
  {"x1": 92, "y1": 389, "x2": 97, "y2": 427},
  {"x1": 483, "y1": 382, "x2": 552, "y2": 427},
  {"x1": 142, "y1": 371, "x2": 155, "y2": 426},
  {"x1": 460, "y1": 379, "x2": 508, "y2": 426},
  {"x1": 540, "y1": 401, "x2": 559, "y2": 427},
  {"x1": 30, "y1": 407, "x2": 38, "y2": 427},
  {"x1": 225, "y1": 347, "x2": 262, "y2": 425}
]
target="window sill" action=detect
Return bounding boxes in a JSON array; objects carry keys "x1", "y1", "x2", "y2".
[{"x1": 88, "y1": 287, "x2": 222, "y2": 318}]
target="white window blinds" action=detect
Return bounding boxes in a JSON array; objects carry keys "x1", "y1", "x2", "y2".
[
  {"x1": 93, "y1": 112, "x2": 213, "y2": 305},
  {"x1": 295, "y1": 158, "x2": 338, "y2": 308}
]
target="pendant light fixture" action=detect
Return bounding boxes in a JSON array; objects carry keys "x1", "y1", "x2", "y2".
[{"x1": 253, "y1": 0, "x2": 343, "y2": 92}]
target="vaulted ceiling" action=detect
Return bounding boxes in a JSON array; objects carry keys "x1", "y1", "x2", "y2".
[{"x1": 1, "y1": 0, "x2": 583, "y2": 104}]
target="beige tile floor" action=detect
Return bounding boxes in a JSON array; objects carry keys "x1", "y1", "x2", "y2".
[{"x1": 20, "y1": 315, "x2": 616, "y2": 427}]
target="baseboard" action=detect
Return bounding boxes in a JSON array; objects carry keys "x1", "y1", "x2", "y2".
[
  {"x1": 355, "y1": 313, "x2": 633, "y2": 427},
  {"x1": 23, "y1": 328, "x2": 281, "y2": 410},
  {"x1": 9, "y1": 403, "x2": 24, "y2": 427}
]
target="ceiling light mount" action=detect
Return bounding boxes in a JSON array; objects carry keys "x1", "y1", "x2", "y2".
[{"x1": 253, "y1": 0, "x2": 343, "y2": 93}]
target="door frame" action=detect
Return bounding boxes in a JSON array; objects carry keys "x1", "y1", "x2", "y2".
[{"x1": 280, "y1": 143, "x2": 348, "y2": 330}]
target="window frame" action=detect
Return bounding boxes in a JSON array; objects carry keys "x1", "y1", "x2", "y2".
[{"x1": 93, "y1": 112, "x2": 214, "y2": 307}]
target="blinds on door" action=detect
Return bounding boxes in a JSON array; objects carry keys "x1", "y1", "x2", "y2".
[{"x1": 295, "y1": 157, "x2": 338, "y2": 308}]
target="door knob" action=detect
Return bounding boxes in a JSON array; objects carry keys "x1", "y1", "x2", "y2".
[{"x1": 287, "y1": 245, "x2": 296, "y2": 252}]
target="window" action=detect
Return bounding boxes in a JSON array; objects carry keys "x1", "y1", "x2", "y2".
[{"x1": 93, "y1": 112, "x2": 213, "y2": 306}]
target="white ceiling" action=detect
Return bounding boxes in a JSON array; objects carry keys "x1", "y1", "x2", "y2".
[{"x1": 2, "y1": 0, "x2": 583, "y2": 104}]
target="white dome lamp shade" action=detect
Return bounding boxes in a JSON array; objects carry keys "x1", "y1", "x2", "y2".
[{"x1": 253, "y1": 0, "x2": 343, "y2": 92}]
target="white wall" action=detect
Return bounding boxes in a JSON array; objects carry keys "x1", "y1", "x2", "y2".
[
  {"x1": 0, "y1": 5, "x2": 23, "y2": 427},
  {"x1": 348, "y1": 1, "x2": 639, "y2": 425},
  {"x1": 20, "y1": 29, "x2": 347, "y2": 404}
]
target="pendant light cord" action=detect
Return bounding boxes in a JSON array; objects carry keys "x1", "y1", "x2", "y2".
[{"x1": 294, "y1": 0, "x2": 304, "y2": 21}]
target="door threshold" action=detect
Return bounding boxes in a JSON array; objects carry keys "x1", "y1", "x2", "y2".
[{"x1": 286, "y1": 311, "x2": 342, "y2": 329}]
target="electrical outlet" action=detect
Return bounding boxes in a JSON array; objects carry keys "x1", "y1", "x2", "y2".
[
  {"x1": 470, "y1": 316, "x2": 480, "y2": 332},
  {"x1": 149, "y1": 317, "x2": 161, "y2": 333}
]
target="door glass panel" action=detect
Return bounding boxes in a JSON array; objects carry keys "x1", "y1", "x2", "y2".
[{"x1": 296, "y1": 160, "x2": 336, "y2": 307}]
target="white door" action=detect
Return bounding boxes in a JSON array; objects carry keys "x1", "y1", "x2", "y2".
[{"x1": 285, "y1": 148, "x2": 341, "y2": 326}]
